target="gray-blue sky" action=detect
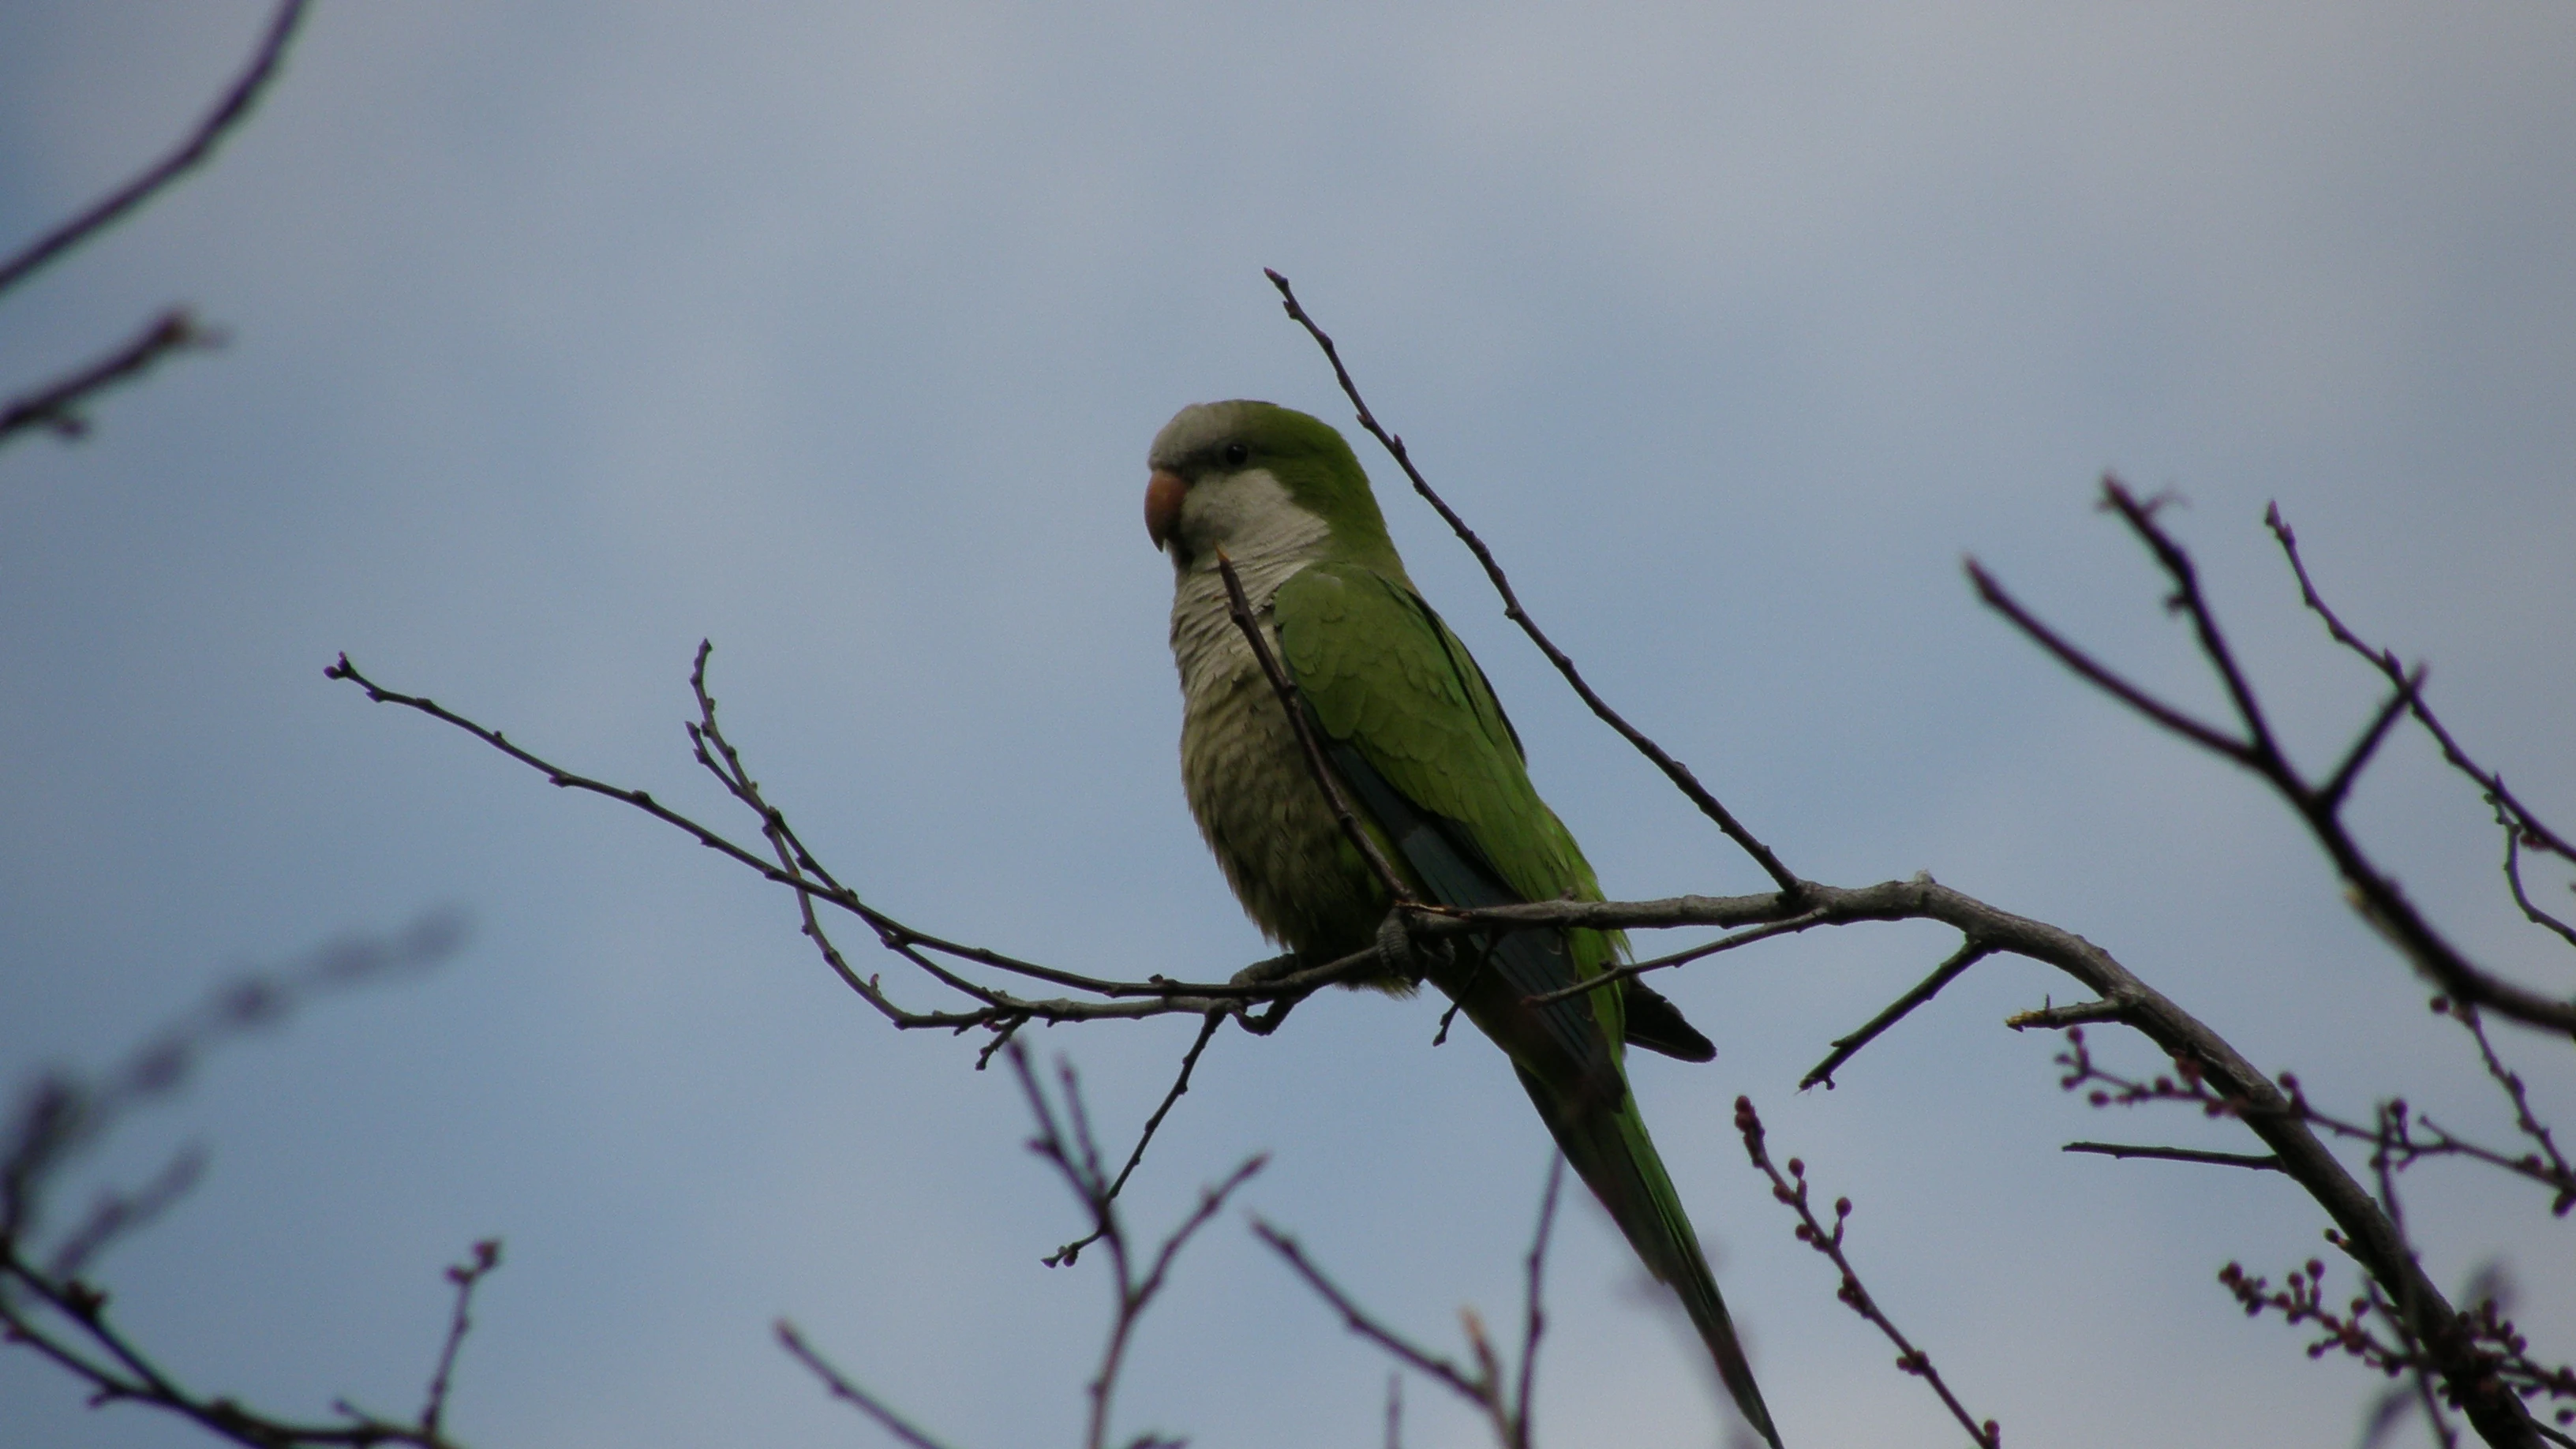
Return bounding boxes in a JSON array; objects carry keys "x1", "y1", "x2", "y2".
[{"x1": 4, "y1": 3, "x2": 2570, "y2": 1445}]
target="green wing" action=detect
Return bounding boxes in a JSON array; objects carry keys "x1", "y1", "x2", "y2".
[
  {"x1": 1272, "y1": 560, "x2": 1714, "y2": 1060},
  {"x1": 1272, "y1": 563, "x2": 1598, "y2": 911},
  {"x1": 1273, "y1": 561, "x2": 1619, "y2": 1038}
]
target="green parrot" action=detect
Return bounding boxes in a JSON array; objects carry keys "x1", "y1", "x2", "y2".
[{"x1": 1146, "y1": 399, "x2": 1782, "y2": 1447}]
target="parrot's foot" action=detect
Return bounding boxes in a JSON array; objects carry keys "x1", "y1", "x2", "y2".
[
  {"x1": 1226, "y1": 951, "x2": 1305, "y2": 1035},
  {"x1": 1374, "y1": 910, "x2": 1419, "y2": 980},
  {"x1": 1228, "y1": 951, "x2": 1303, "y2": 987}
]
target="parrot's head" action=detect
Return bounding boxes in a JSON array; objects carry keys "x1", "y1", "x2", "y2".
[{"x1": 1145, "y1": 400, "x2": 1404, "y2": 578}]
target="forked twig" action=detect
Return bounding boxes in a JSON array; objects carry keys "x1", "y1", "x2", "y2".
[
  {"x1": 1, "y1": 919, "x2": 485, "y2": 1449},
  {"x1": 1254, "y1": 1159, "x2": 1561, "y2": 1449},
  {"x1": 1047, "y1": 1009, "x2": 1227, "y2": 1267},
  {"x1": 417, "y1": 1239, "x2": 503, "y2": 1439},
  {"x1": 781, "y1": 1045, "x2": 1263, "y2": 1449},
  {"x1": 1973, "y1": 478, "x2": 2576, "y2": 1035}
]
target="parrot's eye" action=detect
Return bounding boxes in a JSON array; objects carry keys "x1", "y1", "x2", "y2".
[{"x1": 1222, "y1": 442, "x2": 1249, "y2": 466}]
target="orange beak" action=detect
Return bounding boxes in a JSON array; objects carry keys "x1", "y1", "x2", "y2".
[{"x1": 1144, "y1": 469, "x2": 1187, "y2": 551}]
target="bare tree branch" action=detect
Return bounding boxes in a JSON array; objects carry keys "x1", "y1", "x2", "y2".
[
  {"x1": 1048, "y1": 1010, "x2": 1228, "y2": 1267},
  {"x1": 2501, "y1": 818, "x2": 2576, "y2": 952},
  {"x1": 2446, "y1": 1002, "x2": 2574, "y2": 1216},
  {"x1": 1735, "y1": 1096, "x2": 1998, "y2": 1447},
  {"x1": 777, "y1": 1320, "x2": 961, "y2": 1449},
  {"x1": 328, "y1": 649, "x2": 1387, "y2": 1031},
  {"x1": 1519, "y1": 909, "x2": 1829, "y2": 1007},
  {"x1": 417, "y1": 1239, "x2": 503, "y2": 1440},
  {"x1": 0, "y1": 1, "x2": 310, "y2": 298},
  {"x1": 783, "y1": 1045, "x2": 1261, "y2": 1449},
  {"x1": 2052, "y1": 1027, "x2": 2576, "y2": 1215},
  {"x1": 1015, "y1": 1047, "x2": 1266, "y2": 1449},
  {"x1": 2, "y1": 917, "x2": 491, "y2": 1449},
  {"x1": 1254, "y1": 1159, "x2": 1560, "y2": 1449},
  {"x1": 2061, "y1": 1140, "x2": 2282, "y2": 1171},
  {"x1": 1263, "y1": 268, "x2": 1803, "y2": 900},
  {"x1": 1974, "y1": 477, "x2": 2576, "y2": 1035},
  {"x1": 1802, "y1": 939, "x2": 1994, "y2": 1090},
  {"x1": 2371, "y1": 1103, "x2": 2465, "y2": 1449},
  {"x1": 2267, "y1": 504, "x2": 2574, "y2": 870},
  {"x1": 0, "y1": 309, "x2": 222, "y2": 447}
]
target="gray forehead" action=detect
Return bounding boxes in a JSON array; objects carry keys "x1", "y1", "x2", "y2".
[{"x1": 1148, "y1": 399, "x2": 1267, "y2": 470}]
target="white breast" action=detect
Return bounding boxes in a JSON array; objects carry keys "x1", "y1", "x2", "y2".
[{"x1": 1164, "y1": 469, "x2": 1361, "y2": 950}]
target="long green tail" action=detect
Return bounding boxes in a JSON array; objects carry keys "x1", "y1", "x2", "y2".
[
  {"x1": 1320, "y1": 742, "x2": 1780, "y2": 1443},
  {"x1": 1520, "y1": 1068, "x2": 1784, "y2": 1448}
]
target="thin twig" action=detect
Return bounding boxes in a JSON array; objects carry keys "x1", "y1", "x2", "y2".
[
  {"x1": 2499, "y1": 808, "x2": 2576, "y2": 951},
  {"x1": 2267, "y1": 503, "x2": 2573, "y2": 866},
  {"x1": 0, "y1": 1, "x2": 310, "y2": 296},
  {"x1": 417, "y1": 1239, "x2": 502, "y2": 1439},
  {"x1": 2061, "y1": 1141, "x2": 2282, "y2": 1171},
  {"x1": 1735, "y1": 1096, "x2": 1999, "y2": 1448},
  {"x1": 1048, "y1": 1010, "x2": 1228, "y2": 1267},
  {"x1": 1966, "y1": 557, "x2": 2252, "y2": 765},
  {"x1": 2448, "y1": 1001, "x2": 2576, "y2": 1215},
  {"x1": 777, "y1": 1320, "x2": 960, "y2": 1449},
  {"x1": 330, "y1": 650, "x2": 1354, "y2": 1027},
  {"x1": 2052, "y1": 1028, "x2": 2576, "y2": 1209},
  {"x1": 1253, "y1": 1219, "x2": 1489, "y2": 1407},
  {"x1": 1802, "y1": 939, "x2": 1994, "y2": 1089},
  {"x1": 1519, "y1": 910, "x2": 1828, "y2": 1007},
  {"x1": 0, "y1": 309, "x2": 222, "y2": 446},
  {"x1": 2005, "y1": 999, "x2": 2128, "y2": 1030},
  {"x1": 1264, "y1": 268, "x2": 1803, "y2": 899},
  {"x1": 1975, "y1": 481, "x2": 2576, "y2": 1036},
  {"x1": 1511, "y1": 1157, "x2": 1564, "y2": 1443},
  {"x1": 2372, "y1": 1106, "x2": 2462, "y2": 1449},
  {"x1": 2319, "y1": 672, "x2": 2421, "y2": 816}
]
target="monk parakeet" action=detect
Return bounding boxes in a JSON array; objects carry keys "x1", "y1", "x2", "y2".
[{"x1": 1147, "y1": 400, "x2": 1781, "y2": 1447}]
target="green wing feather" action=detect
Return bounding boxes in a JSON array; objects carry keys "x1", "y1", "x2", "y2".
[{"x1": 1274, "y1": 560, "x2": 1783, "y2": 1449}]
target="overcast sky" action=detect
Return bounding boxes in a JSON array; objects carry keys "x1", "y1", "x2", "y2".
[{"x1": 5, "y1": 4, "x2": 2572, "y2": 1447}]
